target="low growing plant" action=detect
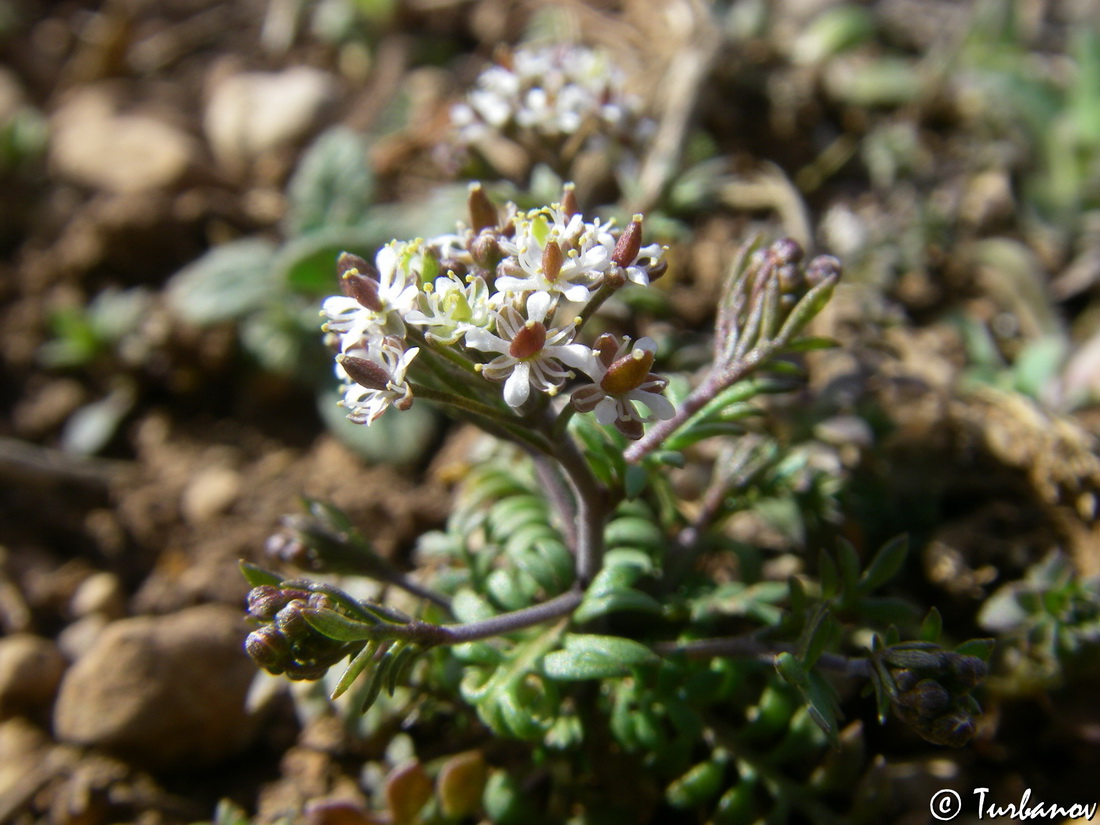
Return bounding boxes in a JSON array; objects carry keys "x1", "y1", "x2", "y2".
[{"x1": 243, "y1": 183, "x2": 992, "y2": 823}]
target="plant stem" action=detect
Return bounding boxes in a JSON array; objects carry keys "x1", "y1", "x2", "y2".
[
  {"x1": 437, "y1": 588, "x2": 584, "y2": 643},
  {"x1": 654, "y1": 635, "x2": 871, "y2": 678}
]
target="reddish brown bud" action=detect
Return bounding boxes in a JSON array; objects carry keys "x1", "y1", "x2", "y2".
[
  {"x1": 471, "y1": 232, "x2": 501, "y2": 269},
  {"x1": 468, "y1": 183, "x2": 498, "y2": 233},
  {"x1": 339, "y1": 354, "x2": 391, "y2": 391},
  {"x1": 337, "y1": 251, "x2": 372, "y2": 279},
  {"x1": 341, "y1": 272, "x2": 382, "y2": 312},
  {"x1": 508, "y1": 321, "x2": 547, "y2": 359},
  {"x1": 561, "y1": 183, "x2": 579, "y2": 218},
  {"x1": 248, "y1": 585, "x2": 310, "y2": 621},
  {"x1": 542, "y1": 240, "x2": 564, "y2": 282},
  {"x1": 612, "y1": 215, "x2": 643, "y2": 267},
  {"x1": 245, "y1": 626, "x2": 292, "y2": 673}
]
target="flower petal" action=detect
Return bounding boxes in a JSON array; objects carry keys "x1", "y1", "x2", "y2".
[{"x1": 503, "y1": 363, "x2": 531, "y2": 407}]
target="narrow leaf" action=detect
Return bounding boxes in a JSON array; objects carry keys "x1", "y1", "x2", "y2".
[
  {"x1": 857, "y1": 535, "x2": 909, "y2": 596},
  {"x1": 240, "y1": 560, "x2": 283, "y2": 588},
  {"x1": 302, "y1": 608, "x2": 380, "y2": 642}
]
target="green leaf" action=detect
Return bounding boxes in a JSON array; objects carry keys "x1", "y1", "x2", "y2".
[
  {"x1": 239, "y1": 560, "x2": 284, "y2": 588},
  {"x1": 775, "y1": 651, "x2": 808, "y2": 686},
  {"x1": 919, "y1": 607, "x2": 943, "y2": 642},
  {"x1": 284, "y1": 127, "x2": 375, "y2": 236},
  {"x1": 168, "y1": 239, "x2": 278, "y2": 324},
  {"x1": 837, "y1": 540, "x2": 861, "y2": 597},
  {"x1": 302, "y1": 608, "x2": 380, "y2": 642},
  {"x1": 543, "y1": 634, "x2": 658, "y2": 680},
  {"x1": 954, "y1": 638, "x2": 996, "y2": 661},
  {"x1": 800, "y1": 608, "x2": 839, "y2": 670},
  {"x1": 573, "y1": 590, "x2": 664, "y2": 623},
  {"x1": 857, "y1": 535, "x2": 908, "y2": 596},
  {"x1": 333, "y1": 639, "x2": 381, "y2": 699},
  {"x1": 819, "y1": 549, "x2": 840, "y2": 599}
]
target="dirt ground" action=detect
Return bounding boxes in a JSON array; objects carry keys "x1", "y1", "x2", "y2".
[{"x1": 3, "y1": 0, "x2": 1100, "y2": 823}]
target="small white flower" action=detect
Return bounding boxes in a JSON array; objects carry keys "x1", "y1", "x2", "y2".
[
  {"x1": 571, "y1": 334, "x2": 673, "y2": 440},
  {"x1": 335, "y1": 338, "x2": 420, "y2": 425},
  {"x1": 405, "y1": 272, "x2": 492, "y2": 345},
  {"x1": 494, "y1": 209, "x2": 613, "y2": 302},
  {"x1": 450, "y1": 44, "x2": 651, "y2": 149},
  {"x1": 465, "y1": 291, "x2": 591, "y2": 407},
  {"x1": 321, "y1": 242, "x2": 422, "y2": 349}
]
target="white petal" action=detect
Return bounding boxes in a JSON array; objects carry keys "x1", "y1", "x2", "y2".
[
  {"x1": 632, "y1": 390, "x2": 675, "y2": 420},
  {"x1": 503, "y1": 363, "x2": 531, "y2": 407},
  {"x1": 551, "y1": 343, "x2": 595, "y2": 371},
  {"x1": 594, "y1": 397, "x2": 620, "y2": 425},
  {"x1": 464, "y1": 328, "x2": 508, "y2": 354},
  {"x1": 526, "y1": 291, "x2": 553, "y2": 324}
]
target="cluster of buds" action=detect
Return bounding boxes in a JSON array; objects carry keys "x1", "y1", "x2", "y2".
[
  {"x1": 449, "y1": 44, "x2": 654, "y2": 156},
  {"x1": 715, "y1": 237, "x2": 843, "y2": 365},
  {"x1": 870, "y1": 642, "x2": 987, "y2": 747},
  {"x1": 244, "y1": 583, "x2": 361, "y2": 680},
  {"x1": 320, "y1": 183, "x2": 673, "y2": 440}
]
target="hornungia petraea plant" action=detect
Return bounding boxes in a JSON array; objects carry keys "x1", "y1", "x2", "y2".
[{"x1": 242, "y1": 183, "x2": 992, "y2": 820}]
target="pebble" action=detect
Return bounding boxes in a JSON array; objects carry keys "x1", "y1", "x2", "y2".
[
  {"x1": 52, "y1": 604, "x2": 259, "y2": 770},
  {"x1": 204, "y1": 66, "x2": 338, "y2": 173},
  {"x1": 0, "y1": 634, "x2": 67, "y2": 723},
  {"x1": 50, "y1": 86, "x2": 196, "y2": 194},
  {"x1": 180, "y1": 465, "x2": 242, "y2": 524},
  {"x1": 69, "y1": 571, "x2": 125, "y2": 619}
]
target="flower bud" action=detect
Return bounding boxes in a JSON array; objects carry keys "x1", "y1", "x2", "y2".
[
  {"x1": 542, "y1": 240, "x2": 564, "y2": 282},
  {"x1": 948, "y1": 655, "x2": 987, "y2": 690},
  {"x1": 338, "y1": 354, "x2": 393, "y2": 392},
  {"x1": 805, "y1": 255, "x2": 843, "y2": 287},
  {"x1": 245, "y1": 626, "x2": 292, "y2": 673},
  {"x1": 247, "y1": 585, "x2": 310, "y2": 621},
  {"x1": 612, "y1": 215, "x2": 643, "y2": 267},
  {"x1": 561, "y1": 183, "x2": 579, "y2": 218},
  {"x1": 274, "y1": 599, "x2": 313, "y2": 640},
  {"x1": 336, "y1": 251, "x2": 372, "y2": 280},
  {"x1": 645, "y1": 257, "x2": 669, "y2": 282},
  {"x1": 927, "y1": 709, "x2": 976, "y2": 748},
  {"x1": 471, "y1": 231, "x2": 502, "y2": 269},
  {"x1": 896, "y1": 679, "x2": 951, "y2": 718},
  {"x1": 768, "y1": 237, "x2": 804, "y2": 266},
  {"x1": 468, "y1": 183, "x2": 498, "y2": 233}
]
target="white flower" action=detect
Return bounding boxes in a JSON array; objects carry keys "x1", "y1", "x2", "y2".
[
  {"x1": 335, "y1": 338, "x2": 420, "y2": 425},
  {"x1": 450, "y1": 44, "x2": 651, "y2": 147},
  {"x1": 405, "y1": 272, "x2": 492, "y2": 345},
  {"x1": 465, "y1": 291, "x2": 591, "y2": 407},
  {"x1": 494, "y1": 209, "x2": 613, "y2": 302},
  {"x1": 571, "y1": 334, "x2": 673, "y2": 440},
  {"x1": 321, "y1": 242, "x2": 422, "y2": 350}
]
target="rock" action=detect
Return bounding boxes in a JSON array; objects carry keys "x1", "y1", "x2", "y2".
[
  {"x1": 50, "y1": 86, "x2": 196, "y2": 194},
  {"x1": 69, "y1": 571, "x2": 125, "y2": 619},
  {"x1": 180, "y1": 465, "x2": 242, "y2": 525},
  {"x1": 53, "y1": 604, "x2": 259, "y2": 770},
  {"x1": 204, "y1": 67, "x2": 338, "y2": 173},
  {"x1": 0, "y1": 634, "x2": 67, "y2": 722},
  {"x1": 0, "y1": 718, "x2": 53, "y2": 803}
]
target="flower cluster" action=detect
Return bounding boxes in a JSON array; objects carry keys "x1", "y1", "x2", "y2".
[
  {"x1": 450, "y1": 44, "x2": 653, "y2": 154},
  {"x1": 320, "y1": 183, "x2": 672, "y2": 439}
]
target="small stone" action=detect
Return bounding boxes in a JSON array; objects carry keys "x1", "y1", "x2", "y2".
[
  {"x1": 180, "y1": 466, "x2": 242, "y2": 524},
  {"x1": 57, "y1": 614, "x2": 111, "y2": 660},
  {"x1": 204, "y1": 67, "x2": 339, "y2": 173},
  {"x1": 0, "y1": 634, "x2": 67, "y2": 722},
  {"x1": 70, "y1": 571, "x2": 126, "y2": 619},
  {"x1": 50, "y1": 86, "x2": 195, "y2": 194},
  {"x1": 53, "y1": 604, "x2": 259, "y2": 770}
]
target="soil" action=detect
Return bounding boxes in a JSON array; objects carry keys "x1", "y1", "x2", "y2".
[{"x1": 2, "y1": 1, "x2": 1099, "y2": 823}]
